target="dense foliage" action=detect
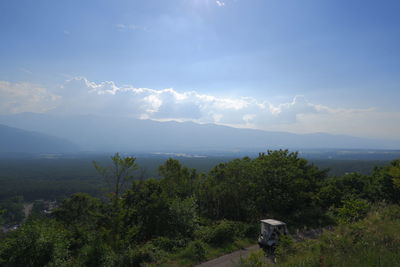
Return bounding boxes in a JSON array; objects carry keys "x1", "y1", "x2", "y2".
[
  {"x1": 0, "y1": 150, "x2": 399, "y2": 266},
  {"x1": 197, "y1": 151, "x2": 327, "y2": 226},
  {"x1": 0, "y1": 156, "x2": 390, "y2": 201},
  {"x1": 0, "y1": 196, "x2": 24, "y2": 226}
]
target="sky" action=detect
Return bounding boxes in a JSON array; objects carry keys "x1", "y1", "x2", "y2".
[{"x1": 0, "y1": 0, "x2": 400, "y2": 140}]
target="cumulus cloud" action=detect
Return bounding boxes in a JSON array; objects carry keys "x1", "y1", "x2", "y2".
[
  {"x1": 0, "y1": 81, "x2": 59, "y2": 114},
  {"x1": 52, "y1": 77, "x2": 329, "y2": 127},
  {"x1": 47, "y1": 77, "x2": 346, "y2": 132},
  {"x1": 53, "y1": 78, "x2": 400, "y2": 139},
  {"x1": 1, "y1": 77, "x2": 399, "y2": 139}
]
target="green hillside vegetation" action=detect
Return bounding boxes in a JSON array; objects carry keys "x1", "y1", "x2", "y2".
[
  {"x1": 242, "y1": 204, "x2": 400, "y2": 267},
  {"x1": 0, "y1": 150, "x2": 399, "y2": 266}
]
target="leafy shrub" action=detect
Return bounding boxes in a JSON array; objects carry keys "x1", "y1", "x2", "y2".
[
  {"x1": 336, "y1": 198, "x2": 370, "y2": 223},
  {"x1": 179, "y1": 240, "x2": 206, "y2": 262},
  {"x1": 76, "y1": 241, "x2": 116, "y2": 267},
  {"x1": 271, "y1": 204, "x2": 400, "y2": 267},
  {"x1": 0, "y1": 219, "x2": 71, "y2": 267},
  {"x1": 244, "y1": 223, "x2": 259, "y2": 239},
  {"x1": 121, "y1": 243, "x2": 160, "y2": 266},
  {"x1": 275, "y1": 234, "x2": 295, "y2": 261},
  {"x1": 150, "y1": 236, "x2": 187, "y2": 252},
  {"x1": 380, "y1": 203, "x2": 400, "y2": 220},
  {"x1": 0, "y1": 196, "x2": 25, "y2": 225},
  {"x1": 235, "y1": 222, "x2": 259, "y2": 239},
  {"x1": 198, "y1": 220, "x2": 236, "y2": 245},
  {"x1": 239, "y1": 250, "x2": 265, "y2": 267},
  {"x1": 167, "y1": 197, "x2": 199, "y2": 238}
]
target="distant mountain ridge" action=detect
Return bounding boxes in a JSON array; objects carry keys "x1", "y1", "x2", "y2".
[
  {"x1": 0, "y1": 113, "x2": 398, "y2": 153},
  {"x1": 0, "y1": 124, "x2": 79, "y2": 153}
]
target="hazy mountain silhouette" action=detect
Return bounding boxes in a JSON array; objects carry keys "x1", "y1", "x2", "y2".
[
  {"x1": 0, "y1": 124, "x2": 79, "y2": 153},
  {"x1": 0, "y1": 113, "x2": 398, "y2": 153}
]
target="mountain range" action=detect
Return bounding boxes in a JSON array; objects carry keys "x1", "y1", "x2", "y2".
[
  {"x1": 0, "y1": 112, "x2": 398, "y2": 153},
  {"x1": 0, "y1": 124, "x2": 78, "y2": 154}
]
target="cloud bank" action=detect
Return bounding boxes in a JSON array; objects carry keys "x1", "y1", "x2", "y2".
[
  {"x1": 54, "y1": 77, "x2": 327, "y2": 127},
  {"x1": 0, "y1": 81, "x2": 59, "y2": 114},
  {"x1": 0, "y1": 77, "x2": 399, "y2": 139}
]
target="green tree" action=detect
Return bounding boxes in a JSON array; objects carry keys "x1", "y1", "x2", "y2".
[
  {"x1": 197, "y1": 150, "x2": 327, "y2": 224},
  {"x1": 52, "y1": 193, "x2": 111, "y2": 264},
  {"x1": 0, "y1": 219, "x2": 71, "y2": 267},
  {"x1": 0, "y1": 208, "x2": 5, "y2": 226},
  {"x1": 54, "y1": 193, "x2": 102, "y2": 226},
  {"x1": 123, "y1": 179, "x2": 170, "y2": 241},
  {"x1": 123, "y1": 179, "x2": 199, "y2": 242},
  {"x1": 254, "y1": 150, "x2": 326, "y2": 222},
  {"x1": 388, "y1": 161, "x2": 400, "y2": 189},
  {"x1": 168, "y1": 196, "x2": 198, "y2": 238},
  {"x1": 159, "y1": 158, "x2": 197, "y2": 199},
  {"x1": 0, "y1": 196, "x2": 25, "y2": 225},
  {"x1": 93, "y1": 153, "x2": 138, "y2": 202},
  {"x1": 197, "y1": 157, "x2": 256, "y2": 221},
  {"x1": 373, "y1": 159, "x2": 400, "y2": 203},
  {"x1": 93, "y1": 153, "x2": 138, "y2": 249},
  {"x1": 319, "y1": 172, "x2": 381, "y2": 208}
]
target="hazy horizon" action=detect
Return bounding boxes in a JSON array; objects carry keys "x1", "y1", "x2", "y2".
[{"x1": 1, "y1": 0, "x2": 400, "y2": 143}]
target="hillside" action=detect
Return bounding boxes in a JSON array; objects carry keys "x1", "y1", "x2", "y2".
[
  {"x1": 0, "y1": 124, "x2": 79, "y2": 154},
  {"x1": 1, "y1": 152, "x2": 399, "y2": 266},
  {"x1": 242, "y1": 205, "x2": 400, "y2": 267},
  {"x1": 0, "y1": 113, "x2": 398, "y2": 152}
]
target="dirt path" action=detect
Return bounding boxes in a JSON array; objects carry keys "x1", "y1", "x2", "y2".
[
  {"x1": 195, "y1": 245, "x2": 262, "y2": 267},
  {"x1": 195, "y1": 228, "x2": 327, "y2": 267}
]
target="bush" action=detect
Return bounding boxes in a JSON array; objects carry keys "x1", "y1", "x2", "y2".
[
  {"x1": 380, "y1": 204, "x2": 400, "y2": 220},
  {"x1": 0, "y1": 219, "x2": 71, "y2": 267},
  {"x1": 121, "y1": 243, "x2": 160, "y2": 266},
  {"x1": 275, "y1": 234, "x2": 295, "y2": 261},
  {"x1": 179, "y1": 240, "x2": 206, "y2": 262},
  {"x1": 336, "y1": 198, "x2": 370, "y2": 223},
  {"x1": 240, "y1": 223, "x2": 260, "y2": 239},
  {"x1": 239, "y1": 250, "x2": 265, "y2": 267},
  {"x1": 198, "y1": 220, "x2": 236, "y2": 245},
  {"x1": 271, "y1": 204, "x2": 400, "y2": 267},
  {"x1": 150, "y1": 236, "x2": 187, "y2": 253},
  {"x1": 76, "y1": 241, "x2": 116, "y2": 267}
]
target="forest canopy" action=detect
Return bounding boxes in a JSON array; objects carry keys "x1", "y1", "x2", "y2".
[{"x1": 1, "y1": 150, "x2": 399, "y2": 266}]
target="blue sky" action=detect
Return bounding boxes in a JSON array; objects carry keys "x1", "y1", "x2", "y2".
[{"x1": 0, "y1": 0, "x2": 400, "y2": 139}]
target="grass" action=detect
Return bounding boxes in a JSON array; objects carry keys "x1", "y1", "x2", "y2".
[
  {"x1": 205, "y1": 238, "x2": 255, "y2": 259},
  {"x1": 152, "y1": 238, "x2": 256, "y2": 267},
  {"x1": 242, "y1": 204, "x2": 400, "y2": 267}
]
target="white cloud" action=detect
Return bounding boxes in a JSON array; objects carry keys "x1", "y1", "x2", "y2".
[
  {"x1": 0, "y1": 81, "x2": 59, "y2": 114},
  {"x1": 216, "y1": 1, "x2": 226, "y2": 7},
  {"x1": 0, "y1": 77, "x2": 399, "y2": 139}
]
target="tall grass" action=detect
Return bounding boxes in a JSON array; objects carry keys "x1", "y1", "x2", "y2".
[{"x1": 243, "y1": 204, "x2": 400, "y2": 267}]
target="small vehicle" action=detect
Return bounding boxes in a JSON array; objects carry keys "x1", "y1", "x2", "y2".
[{"x1": 257, "y1": 219, "x2": 288, "y2": 254}]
